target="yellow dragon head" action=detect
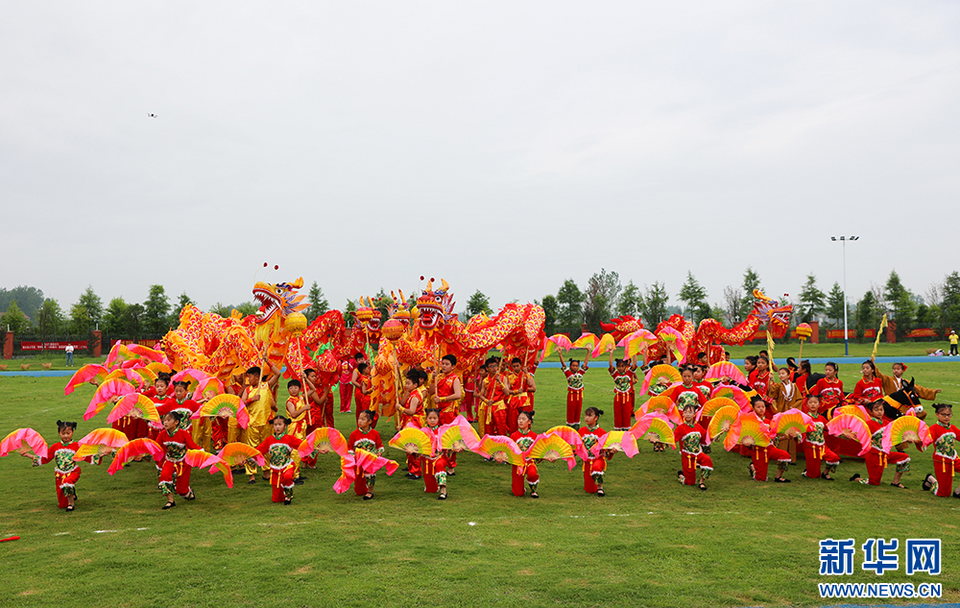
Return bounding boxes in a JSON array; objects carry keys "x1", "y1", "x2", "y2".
[{"x1": 416, "y1": 277, "x2": 454, "y2": 331}]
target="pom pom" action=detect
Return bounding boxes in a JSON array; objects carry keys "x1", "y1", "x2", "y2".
[
  {"x1": 274, "y1": 265, "x2": 279, "y2": 270},
  {"x1": 263, "y1": 262, "x2": 268, "y2": 267}
]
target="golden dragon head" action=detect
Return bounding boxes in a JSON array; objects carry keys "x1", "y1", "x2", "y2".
[{"x1": 416, "y1": 277, "x2": 454, "y2": 331}]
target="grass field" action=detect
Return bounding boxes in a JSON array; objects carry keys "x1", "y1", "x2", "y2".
[{"x1": 2, "y1": 353, "x2": 959, "y2": 607}]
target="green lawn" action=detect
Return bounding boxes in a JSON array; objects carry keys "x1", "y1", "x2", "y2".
[{"x1": 1, "y1": 359, "x2": 959, "y2": 607}]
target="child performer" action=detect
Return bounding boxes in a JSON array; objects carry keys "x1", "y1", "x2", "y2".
[
  {"x1": 348, "y1": 410, "x2": 384, "y2": 500},
  {"x1": 923, "y1": 404, "x2": 960, "y2": 497},
  {"x1": 874, "y1": 359, "x2": 941, "y2": 408},
  {"x1": 156, "y1": 411, "x2": 201, "y2": 509},
  {"x1": 674, "y1": 403, "x2": 712, "y2": 490},
  {"x1": 558, "y1": 351, "x2": 589, "y2": 429},
  {"x1": 510, "y1": 410, "x2": 540, "y2": 498},
  {"x1": 608, "y1": 352, "x2": 635, "y2": 432},
  {"x1": 433, "y1": 354, "x2": 463, "y2": 474},
  {"x1": 241, "y1": 361, "x2": 281, "y2": 484},
  {"x1": 477, "y1": 358, "x2": 510, "y2": 436},
  {"x1": 506, "y1": 357, "x2": 536, "y2": 434},
  {"x1": 255, "y1": 416, "x2": 303, "y2": 505},
  {"x1": 421, "y1": 409, "x2": 449, "y2": 499},
  {"x1": 461, "y1": 364, "x2": 478, "y2": 422},
  {"x1": 286, "y1": 379, "x2": 310, "y2": 483},
  {"x1": 799, "y1": 394, "x2": 839, "y2": 481},
  {"x1": 579, "y1": 407, "x2": 610, "y2": 497},
  {"x1": 850, "y1": 360, "x2": 883, "y2": 405},
  {"x1": 352, "y1": 363, "x2": 374, "y2": 424},
  {"x1": 745, "y1": 396, "x2": 792, "y2": 483},
  {"x1": 168, "y1": 381, "x2": 204, "y2": 447},
  {"x1": 29, "y1": 420, "x2": 98, "y2": 511},
  {"x1": 661, "y1": 366, "x2": 707, "y2": 412},
  {"x1": 767, "y1": 363, "x2": 805, "y2": 461},
  {"x1": 339, "y1": 353, "x2": 361, "y2": 413},
  {"x1": 399, "y1": 368, "x2": 427, "y2": 480},
  {"x1": 849, "y1": 400, "x2": 912, "y2": 488},
  {"x1": 809, "y1": 362, "x2": 844, "y2": 416}
]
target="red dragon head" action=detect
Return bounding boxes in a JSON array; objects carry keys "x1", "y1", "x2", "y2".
[
  {"x1": 416, "y1": 277, "x2": 455, "y2": 332},
  {"x1": 751, "y1": 289, "x2": 793, "y2": 338},
  {"x1": 599, "y1": 315, "x2": 643, "y2": 341},
  {"x1": 353, "y1": 296, "x2": 382, "y2": 336}
]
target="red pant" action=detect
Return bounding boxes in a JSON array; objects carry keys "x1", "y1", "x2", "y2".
[
  {"x1": 355, "y1": 394, "x2": 371, "y2": 423},
  {"x1": 159, "y1": 460, "x2": 192, "y2": 496},
  {"x1": 407, "y1": 454, "x2": 421, "y2": 477},
  {"x1": 582, "y1": 457, "x2": 606, "y2": 493},
  {"x1": 680, "y1": 451, "x2": 713, "y2": 485},
  {"x1": 423, "y1": 455, "x2": 448, "y2": 493},
  {"x1": 506, "y1": 400, "x2": 519, "y2": 435},
  {"x1": 865, "y1": 450, "x2": 910, "y2": 486},
  {"x1": 933, "y1": 455, "x2": 960, "y2": 497},
  {"x1": 462, "y1": 392, "x2": 475, "y2": 420},
  {"x1": 567, "y1": 391, "x2": 583, "y2": 426},
  {"x1": 492, "y1": 408, "x2": 509, "y2": 436},
  {"x1": 613, "y1": 392, "x2": 632, "y2": 430},
  {"x1": 750, "y1": 445, "x2": 791, "y2": 481},
  {"x1": 339, "y1": 381, "x2": 353, "y2": 413},
  {"x1": 511, "y1": 461, "x2": 539, "y2": 496},
  {"x1": 803, "y1": 443, "x2": 839, "y2": 478},
  {"x1": 54, "y1": 469, "x2": 81, "y2": 508},
  {"x1": 269, "y1": 464, "x2": 295, "y2": 502},
  {"x1": 353, "y1": 467, "x2": 378, "y2": 496}
]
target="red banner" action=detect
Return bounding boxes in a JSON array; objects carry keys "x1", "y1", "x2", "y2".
[
  {"x1": 863, "y1": 329, "x2": 876, "y2": 339},
  {"x1": 826, "y1": 330, "x2": 856, "y2": 339},
  {"x1": 114, "y1": 339, "x2": 161, "y2": 348},
  {"x1": 20, "y1": 341, "x2": 89, "y2": 351},
  {"x1": 907, "y1": 328, "x2": 938, "y2": 338}
]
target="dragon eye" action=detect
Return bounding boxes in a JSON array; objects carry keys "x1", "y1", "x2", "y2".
[{"x1": 275, "y1": 289, "x2": 282, "y2": 294}]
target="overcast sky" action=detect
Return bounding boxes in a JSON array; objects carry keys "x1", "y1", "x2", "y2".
[{"x1": 2, "y1": 2, "x2": 958, "y2": 315}]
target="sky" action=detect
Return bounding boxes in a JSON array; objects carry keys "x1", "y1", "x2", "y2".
[{"x1": 2, "y1": 2, "x2": 959, "y2": 316}]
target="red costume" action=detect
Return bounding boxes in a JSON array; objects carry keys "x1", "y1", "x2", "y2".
[
  {"x1": 354, "y1": 376, "x2": 372, "y2": 423},
  {"x1": 156, "y1": 428, "x2": 200, "y2": 497},
  {"x1": 809, "y1": 377, "x2": 844, "y2": 415},
  {"x1": 256, "y1": 432, "x2": 302, "y2": 502},
  {"x1": 744, "y1": 419, "x2": 790, "y2": 481},
  {"x1": 461, "y1": 372, "x2": 476, "y2": 421},
  {"x1": 480, "y1": 374, "x2": 509, "y2": 436},
  {"x1": 661, "y1": 383, "x2": 707, "y2": 411},
  {"x1": 510, "y1": 429, "x2": 540, "y2": 497},
  {"x1": 578, "y1": 425, "x2": 607, "y2": 493},
  {"x1": 436, "y1": 371, "x2": 462, "y2": 470},
  {"x1": 348, "y1": 427, "x2": 384, "y2": 496},
  {"x1": 674, "y1": 422, "x2": 712, "y2": 486},
  {"x1": 400, "y1": 387, "x2": 425, "y2": 477},
  {"x1": 929, "y1": 421, "x2": 960, "y2": 497},
  {"x1": 609, "y1": 369, "x2": 634, "y2": 431},
  {"x1": 37, "y1": 441, "x2": 93, "y2": 509},
  {"x1": 851, "y1": 377, "x2": 883, "y2": 405},
  {"x1": 339, "y1": 357, "x2": 356, "y2": 413},
  {"x1": 863, "y1": 417, "x2": 911, "y2": 486},
  {"x1": 563, "y1": 366, "x2": 587, "y2": 428},
  {"x1": 802, "y1": 414, "x2": 839, "y2": 479},
  {"x1": 421, "y1": 425, "x2": 448, "y2": 494}
]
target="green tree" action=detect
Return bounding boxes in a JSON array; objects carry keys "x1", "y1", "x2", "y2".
[
  {"x1": 122, "y1": 303, "x2": 145, "y2": 340},
  {"x1": 915, "y1": 303, "x2": 929, "y2": 327},
  {"x1": 372, "y1": 289, "x2": 392, "y2": 326},
  {"x1": 825, "y1": 282, "x2": 846, "y2": 327},
  {"x1": 169, "y1": 292, "x2": 193, "y2": 328},
  {"x1": 678, "y1": 272, "x2": 711, "y2": 323},
  {"x1": 143, "y1": 285, "x2": 170, "y2": 335},
  {"x1": 465, "y1": 290, "x2": 492, "y2": 317},
  {"x1": 36, "y1": 298, "x2": 65, "y2": 339},
  {"x1": 616, "y1": 281, "x2": 641, "y2": 318},
  {"x1": 797, "y1": 273, "x2": 826, "y2": 323},
  {"x1": 540, "y1": 294, "x2": 558, "y2": 336},
  {"x1": 583, "y1": 269, "x2": 621, "y2": 333},
  {"x1": 556, "y1": 279, "x2": 585, "y2": 335},
  {"x1": 855, "y1": 291, "x2": 883, "y2": 342},
  {"x1": 940, "y1": 272, "x2": 960, "y2": 332},
  {"x1": 739, "y1": 267, "x2": 763, "y2": 319},
  {"x1": 72, "y1": 286, "x2": 103, "y2": 333},
  {"x1": 0, "y1": 286, "x2": 44, "y2": 318},
  {"x1": 306, "y1": 282, "x2": 329, "y2": 323},
  {"x1": 884, "y1": 271, "x2": 916, "y2": 339},
  {"x1": 103, "y1": 297, "x2": 128, "y2": 335},
  {"x1": 343, "y1": 300, "x2": 357, "y2": 328},
  {"x1": 1, "y1": 300, "x2": 31, "y2": 335},
  {"x1": 639, "y1": 282, "x2": 669, "y2": 327}
]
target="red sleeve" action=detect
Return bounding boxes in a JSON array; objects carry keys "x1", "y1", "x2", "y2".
[
  {"x1": 697, "y1": 424, "x2": 708, "y2": 444},
  {"x1": 374, "y1": 431, "x2": 383, "y2": 450},
  {"x1": 697, "y1": 389, "x2": 707, "y2": 406},
  {"x1": 39, "y1": 442, "x2": 61, "y2": 466},
  {"x1": 809, "y1": 379, "x2": 822, "y2": 397},
  {"x1": 284, "y1": 435, "x2": 301, "y2": 450},
  {"x1": 348, "y1": 430, "x2": 359, "y2": 451},
  {"x1": 510, "y1": 431, "x2": 521, "y2": 441},
  {"x1": 256, "y1": 435, "x2": 273, "y2": 455},
  {"x1": 673, "y1": 425, "x2": 685, "y2": 444}
]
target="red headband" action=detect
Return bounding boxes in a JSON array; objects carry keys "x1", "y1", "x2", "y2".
[{"x1": 895, "y1": 362, "x2": 907, "y2": 371}]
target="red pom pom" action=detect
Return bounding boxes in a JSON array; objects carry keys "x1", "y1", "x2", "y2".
[
  {"x1": 420, "y1": 276, "x2": 425, "y2": 281},
  {"x1": 274, "y1": 265, "x2": 279, "y2": 270},
  {"x1": 430, "y1": 277, "x2": 435, "y2": 282},
  {"x1": 263, "y1": 262, "x2": 268, "y2": 267}
]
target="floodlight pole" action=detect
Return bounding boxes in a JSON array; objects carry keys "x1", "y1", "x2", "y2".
[{"x1": 831, "y1": 235, "x2": 859, "y2": 356}]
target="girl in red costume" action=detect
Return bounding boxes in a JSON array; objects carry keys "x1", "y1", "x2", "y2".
[
  {"x1": 923, "y1": 404, "x2": 960, "y2": 497},
  {"x1": 420, "y1": 409, "x2": 449, "y2": 499},
  {"x1": 348, "y1": 409, "x2": 384, "y2": 500},
  {"x1": 809, "y1": 362, "x2": 844, "y2": 416},
  {"x1": 674, "y1": 404, "x2": 712, "y2": 490},
  {"x1": 29, "y1": 420, "x2": 99, "y2": 511},
  {"x1": 799, "y1": 394, "x2": 839, "y2": 481},
  {"x1": 579, "y1": 407, "x2": 610, "y2": 497},
  {"x1": 558, "y1": 352, "x2": 589, "y2": 429},
  {"x1": 510, "y1": 410, "x2": 540, "y2": 498},
  {"x1": 352, "y1": 363, "x2": 373, "y2": 424},
  {"x1": 849, "y1": 400, "x2": 912, "y2": 488},
  {"x1": 661, "y1": 366, "x2": 707, "y2": 412},
  {"x1": 399, "y1": 368, "x2": 427, "y2": 480},
  {"x1": 608, "y1": 353, "x2": 635, "y2": 432},
  {"x1": 744, "y1": 396, "x2": 792, "y2": 483},
  {"x1": 156, "y1": 411, "x2": 201, "y2": 510},
  {"x1": 850, "y1": 360, "x2": 883, "y2": 405},
  {"x1": 256, "y1": 415, "x2": 303, "y2": 505},
  {"x1": 339, "y1": 354, "x2": 360, "y2": 413}
]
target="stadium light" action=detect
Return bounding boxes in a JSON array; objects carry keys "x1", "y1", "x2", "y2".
[{"x1": 831, "y1": 235, "x2": 860, "y2": 356}]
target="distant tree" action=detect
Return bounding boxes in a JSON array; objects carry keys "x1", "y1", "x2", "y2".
[
  {"x1": 885, "y1": 271, "x2": 915, "y2": 339},
  {"x1": 306, "y1": 282, "x2": 329, "y2": 323},
  {"x1": 465, "y1": 290, "x2": 493, "y2": 317},
  {"x1": 372, "y1": 289, "x2": 392, "y2": 325},
  {"x1": 616, "y1": 281, "x2": 641, "y2": 318},
  {"x1": 0, "y1": 286, "x2": 45, "y2": 318},
  {"x1": 1, "y1": 300, "x2": 31, "y2": 335},
  {"x1": 122, "y1": 303, "x2": 145, "y2": 340},
  {"x1": 825, "y1": 282, "x2": 846, "y2": 327},
  {"x1": 941, "y1": 272, "x2": 960, "y2": 332},
  {"x1": 103, "y1": 298, "x2": 128, "y2": 335},
  {"x1": 797, "y1": 273, "x2": 826, "y2": 323},
  {"x1": 639, "y1": 282, "x2": 669, "y2": 327},
  {"x1": 168, "y1": 292, "x2": 193, "y2": 328},
  {"x1": 678, "y1": 272, "x2": 711, "y2": 323},
  {"x1": 234, "y1": 302, "x2": 258, "y2": 317},
  {"x1": 36, "y1": 298, "x2": 65, "y2": 339},
  {"x1": 73, "y1": 286, "x2": 103, "y2": 332},
  {"x1": 143, "y1": 285, "x2": 171, "y2": 335},
  {"x1": 343, "y1": 300, "x2": 357, "y2": 328},
  {"x1": 540, "y1": 294, "x2": 558, "y2": 336},
  {"x1": 209, "y1": 302, "x2": 233, "y2": 318},
  {"x1": 855, "y1": 290, "x2": 883, "y2": 342},
  {"x1": 915, "y1": 303, "x2": 929, "y2": 327},
  {"x1": 556, "y1": 279, "x2": 585, "y2": 334},
  {"x1": 583, "y1": 269, "x2": 621, "y2": 333},
  {"x1": 722, "y1": 285, "x2": 742, "y2": 326},
  {"x1": 739, "y1": 267, "x2": 763, "y2": 320}
]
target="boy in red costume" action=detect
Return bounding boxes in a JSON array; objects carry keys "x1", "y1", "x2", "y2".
[
  {"x1": 432, "y1": 354, "x2": 463, "y2": 473},
  {"x1": 674, "y1": 404, "x2": 712, "y2": 490},
  {"x1": 399, "y1": 368, "x2": 427, "y2": 479},
  {"x1": 744, "y1": 396, "x2": 792, "y2": 483},
  {"x1": 506, "y1": 357, "x2": 536, "y2": 434},
  {"x1": 156, "y1": 411, "x2": 201, "y2": 509},
  {"x1": 256, "y1": 416, "x2": 303, "y2": 505},
  {"x1": 478, "y1": 358, "x2": 510, "y2": 436}
]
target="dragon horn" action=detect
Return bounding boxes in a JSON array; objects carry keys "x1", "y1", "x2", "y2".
[{"x1": 441, "y1": 278, "x2": 449, "y2": 292}]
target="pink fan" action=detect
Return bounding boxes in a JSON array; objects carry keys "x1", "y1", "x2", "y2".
[
  {"x1": 64, "y1": 364, "x2": 108, "y2": 395},
  {"x1": 704, "y1": 362, "x2": 747, "y2": 386},
  {"x1": 710, "y1": 384, "x2": 750, "y2": 410},
  {"x1": 544, "y1": 425, "x2": 589, "y2": 460},
  {"x1": 84, "y1": 379, "x2": 136, "y2": 420},
  {"x1": 171, "y1": 368, "x2": 210, "y2": 390},
  {"x1": 108, "y1": 438, "x2": 164, "y2": 474},
  {"x1": 657, "y1": 326, "x2": 688, "y2": 363},
  {"x1": 0, "y1": 428, "x2": 48, "y2": 459},
  {"x1": 193, "y1": 377, "x2": 225, "y2": 401},
  {"x1": 618, "y1": 329, "x2": 658, "y2": 359},
  {"x1": 127, "y1": 344, "x2": 165, "y2": 362},
  {"x1": 354, "y1": 448, "x2": 400, "y2": 476},
  {"x1": 826, "y1": 415, "x2": 872, "y2": 456},
  {"x1": 540, "y1": 334, "x2": 574, "y2": 360},
  {"x1": 590, "y1": 333, "x2": 617, "y2": 358},
  {"x1": 333, "y1": 455, "x2": 357, "y2": 494}
]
